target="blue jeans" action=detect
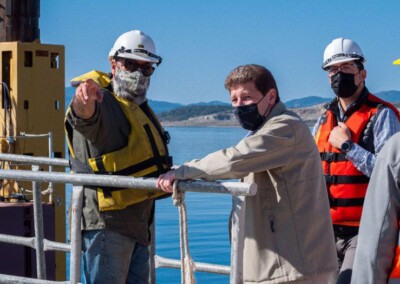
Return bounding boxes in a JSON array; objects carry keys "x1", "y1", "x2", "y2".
[{"x1": 82, "y1": 229, "x2": 150, "y2": 284}]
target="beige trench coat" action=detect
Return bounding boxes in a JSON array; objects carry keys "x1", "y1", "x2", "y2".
[{"x1": 174, "y1": 101, "x2": 337, "y2": 283}]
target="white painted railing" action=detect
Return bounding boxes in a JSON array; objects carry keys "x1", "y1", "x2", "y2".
[{"x1": 0, "y1": 154, "x2": 256, "y2": 284}]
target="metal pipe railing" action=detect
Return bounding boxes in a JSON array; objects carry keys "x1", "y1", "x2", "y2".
[
  {"x1": 0, "y1": 133, "x2": 57, "y2": 201},
  {"x1": 155, "y1": 255, "x2": 230, "y2": 274},
  {"x1": 0, "y1": 154, "x2": 257, "y2": 284},
  {"x1": 0, "y1": 153, "x2": 256, "y2": 195},
  {"x1": 69, "y1": 185, "x2": 83, "y2": 284},
  {"x1": 19, "y1": 132, "x2": 55, "y2": 202},
  {"x1": 32, "y1": 165, "x2": 47, "y2": 280},
  {"x1": 0, "y1": 233, "x2": 70, "y2": 252},
  {"x1": 0, "y1": 169, "x2": 256, "y2": 196},
  {"x1": 230, "y1": 196, "x2": 246, "y2": 283},
  {"x1": 0, "y1": 274, "x2": 69, "y2": 284},
  {"x1": 0, "y1": 153, "x2": 69, "y2": 167}
]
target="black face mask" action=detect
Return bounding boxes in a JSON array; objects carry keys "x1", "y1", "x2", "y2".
[
  {"x1": 330, "y1": 71, "x2": 358, "y2": 98},
  {"x1": 233, "y1": 97, "x2": 266, "y2": 131}
]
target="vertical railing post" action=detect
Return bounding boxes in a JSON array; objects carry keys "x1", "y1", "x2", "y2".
[
  {"x1": 70, "y1": 185, "x2": 84, "y2": 284},
  {"x1": 32, "y1": 164, "x2": 47, "y2": 280},
  {"x1": 149, "y1": 217, "x2": 156, "y2": 284},
  {"x1": 47, "y1": 132, "x2": 54, "y2": 203},
  {"x1": 230, "y1": 196, "x2": 245, "y2": 284}
]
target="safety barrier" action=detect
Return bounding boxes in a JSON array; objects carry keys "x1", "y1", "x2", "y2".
[{"x1": 0, "y1": 153, "x2": 257, "y2": 284}]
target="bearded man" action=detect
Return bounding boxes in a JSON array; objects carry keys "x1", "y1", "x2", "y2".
[{"x1": 65, "y1": 30, "x2": 172, "y2": 284}]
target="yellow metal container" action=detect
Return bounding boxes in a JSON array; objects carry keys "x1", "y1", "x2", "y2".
[{"x1": 0, "y1": 41, "x2": 66, "y2": 280}]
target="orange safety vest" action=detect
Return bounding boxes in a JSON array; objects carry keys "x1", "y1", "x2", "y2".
[
  {"x1": 389, "y1": 221, "x2": 400, "y2": 280},
  {"x1": 390, "y1": 246, "x2": 400, "y2": 280},
  {"x1": 315, "y1": 93, "x2": 400, "y2": 227}
]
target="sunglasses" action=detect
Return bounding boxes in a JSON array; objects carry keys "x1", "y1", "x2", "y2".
[{"x1": 117, "y1": 58, "x2": 155, "y2": 77}]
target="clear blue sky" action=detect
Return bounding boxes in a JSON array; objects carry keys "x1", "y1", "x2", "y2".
[{"x1": 40, "y1": 0, "x2": 400, "y2": 105}]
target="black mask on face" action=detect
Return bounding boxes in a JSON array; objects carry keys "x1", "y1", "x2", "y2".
[
  {"x1": 330, "y1": 71, "x2": 358, "y2": 98},
  {"x1": 233, "y1": 97, "x2": 266, "y2": 131}
]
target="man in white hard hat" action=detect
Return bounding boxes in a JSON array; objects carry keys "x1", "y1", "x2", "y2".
[
  {"x1": 313, "y1": 38, "x2": 400, "y2": 283},
  {"x1": 351, "y1": 58, "x2": 400, "y2": 283},
  {"x1": 65, "y1": 30, "x2": 172, "y2": 284},
  {"x1": 158, "y1": 64, "x2": 338, "y2": 283}
]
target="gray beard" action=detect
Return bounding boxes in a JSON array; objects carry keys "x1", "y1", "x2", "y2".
[{"x1": 113, "y1": 70, "x2": 150, "y2": 105}]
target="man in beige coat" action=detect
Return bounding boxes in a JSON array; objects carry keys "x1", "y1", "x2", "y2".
[{"x1": 157, "y1": 64, "x2": 337, "y2": 283}]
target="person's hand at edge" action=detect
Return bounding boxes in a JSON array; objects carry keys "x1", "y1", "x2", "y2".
[{"x1": 157, "y1": 170, "x2": 177, "y2": 193}]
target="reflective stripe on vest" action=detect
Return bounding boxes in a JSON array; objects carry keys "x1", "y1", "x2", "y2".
[
  {"x1": 65, "y1": 87, "x2": 172, "y2": 211},
  {"x1": 89, "y1": 95, "x2": 171, "y2": 211},
  {"x1": 390, "y1": 246, "x2": 400, "y2": 279},
  {"x1": 315, "y1": 93, "x2": 400, "y2": 226}
]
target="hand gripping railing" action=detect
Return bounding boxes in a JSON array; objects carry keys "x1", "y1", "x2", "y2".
[{"x1": 0, "y1": 153, "x2": 257, "y2": 284}]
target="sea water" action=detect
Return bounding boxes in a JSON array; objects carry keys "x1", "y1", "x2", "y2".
[{"x1": 65, "y1": 126, "x2": 247, "y2": 283}]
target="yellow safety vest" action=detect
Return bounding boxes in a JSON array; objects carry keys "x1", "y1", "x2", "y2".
[{"x1": 65, "y1": 70, "x2": 171, "y2": 211}]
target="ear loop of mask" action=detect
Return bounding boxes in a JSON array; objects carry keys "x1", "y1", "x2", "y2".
[{"x1": 261, "y1": 90, "x2": 273, "y2": 117}]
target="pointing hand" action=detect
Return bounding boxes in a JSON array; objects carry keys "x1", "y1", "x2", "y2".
[
  {"x1": 75, "y1": 79, "x2": 103, "y2": 105},
  {"x1": 72, "y1": 79, "x2": 104, "y2": 119}
]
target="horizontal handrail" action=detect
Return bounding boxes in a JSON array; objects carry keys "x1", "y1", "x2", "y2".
[
  {"x1": 0, "y1": 234, "x2": 70, "y2": 253},
  {"x1": 0, "y1": 153, "x2": 69, "y2": 167},
  {"x1": 0, "y1": 274, "x2": 70, "y2": 284},
  {"x1": 0, "y1": 154, "x2": 256, "y2": 283},
  {"x1": 0, "y1": 154, "x2": 257, "y2": 196},
  {"x1": 155, "y1": 255, "x2": 230, "y2": 275},
  {"x1": 0, "y1": 232, "x2": 230, "y2": 275},
  {"x1": 0, "y1": 169, "x2": 257, "y2": 196}
]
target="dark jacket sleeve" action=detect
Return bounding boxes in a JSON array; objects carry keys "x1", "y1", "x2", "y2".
[{"x1": 66, "y1": 91, "x2": 131, "y2": 156}]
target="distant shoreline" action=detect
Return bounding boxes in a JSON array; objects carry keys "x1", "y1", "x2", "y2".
[
  {"x1": 160, "y1": 103, "x2": 324, "y2": 128},
  {"x1": 160, "y1": 104, "x2": 400, "y2": 128},
  {"x1": 161, "y1": 120, "x2": 241, "y2": 127},
  {"x1": 161, "y1": 120, "x2": 317, "y2": 128}
]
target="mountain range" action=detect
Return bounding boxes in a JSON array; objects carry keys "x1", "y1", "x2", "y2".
[
  {"x1": 151, "y1": 90, "x2": 400, "y2": 114},
  {"x1": 154, "y1": 90, "x2": 400, "y2": 127},
  {"x1": 65, "y1": 87, "x2": 400, "y2": 120}
]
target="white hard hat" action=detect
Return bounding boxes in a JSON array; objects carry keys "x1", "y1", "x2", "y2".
[
  {"x1": 109, "y1": 30, "x2": 162, "y2": 65},
  {"x1": 322, "y1": 37, "x2": 365, "y2": 69}
]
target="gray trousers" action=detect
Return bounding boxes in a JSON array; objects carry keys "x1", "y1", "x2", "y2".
[{"x1": 336, "y1": 234, "x2": 358, "y2": 284}]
